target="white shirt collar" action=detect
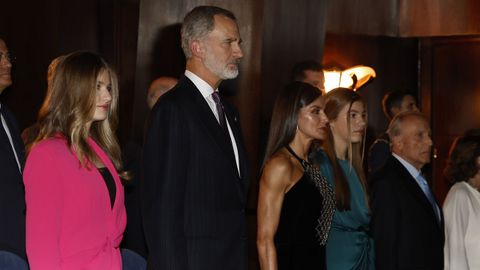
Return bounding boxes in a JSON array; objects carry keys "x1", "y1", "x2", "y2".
[
  {"x1": 184, "y1": 70, "x2": 218, "y2": 97},
  {"x1": 392, "y1": 153, "x2": 422, "y2": 179}
]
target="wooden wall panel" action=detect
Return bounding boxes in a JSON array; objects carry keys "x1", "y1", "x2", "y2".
[
  {"x1": 0, "y1": 0, "x2": 140, "y2": 145},
  {"x1": 326, "y1": 0, "x2": 480, "y2": 37},
  {"x1": 325, "y1": 0, "x2": 398, "y2": 36},
  {"x1": 260, "y1": 0, "x2": 327, "y2": 123},
  {"x1": 420, "y1": 36, "x2": 480, "y2": 203},
  {"x1": 0, "y1": 0, "x2": 100, "y2": 130}
]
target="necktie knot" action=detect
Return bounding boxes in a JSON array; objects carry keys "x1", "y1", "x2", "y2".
[{"x1": 211, "y1": 91, "x2": 221, "y2": 104}]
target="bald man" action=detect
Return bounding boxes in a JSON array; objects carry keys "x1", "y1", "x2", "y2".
[
  {"x1": 147, "y1": 76, "x2": 178, "y2": 109},
  {"x1": 371, "y1": 111, "x2": 444, "y2": 270}
]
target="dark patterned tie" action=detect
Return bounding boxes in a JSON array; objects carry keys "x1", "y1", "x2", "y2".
[{"x1": 211, "y1": 91, "x2": 229, "y2": 135}]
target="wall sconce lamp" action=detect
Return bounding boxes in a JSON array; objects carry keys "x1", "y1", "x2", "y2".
[{"x1": 324, "y1": 65, "x2": 376, "y2": 93}]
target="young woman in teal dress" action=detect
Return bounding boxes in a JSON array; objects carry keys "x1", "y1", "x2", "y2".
[{"x1": 313, "y1": 87, "x2": 375, "y2": 269}]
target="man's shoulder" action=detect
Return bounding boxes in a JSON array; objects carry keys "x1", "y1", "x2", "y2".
[
  {"x1": 369, "y1": 133, "x2": 390, "y2": 150},
  {"x1": 371, "y1": 156, "x2": 405, "y2": 182},
  {"x1": 157, "y1": 77, "x2": 196, "y2": 104}
]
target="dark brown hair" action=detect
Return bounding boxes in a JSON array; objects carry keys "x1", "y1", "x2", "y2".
[
  {"x1": 263, "y1": 81, "x2": 321, "y2": 166},
  {"x1": 444, "y1": 129, "x2": 480, "y2": 184}
]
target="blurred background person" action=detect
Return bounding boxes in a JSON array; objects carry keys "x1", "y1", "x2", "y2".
[
  {"x1": 146, "y1": 76, "x2": 178, "y2": 109},
  {"x1": 443, "y1": 128, "x2": 480, "y2": 270},
  {"x1": 23, "y1": 51, "x2": 131, "y2": 270},
  {"x1": 312, "y1": 87, "x2": 374, "y2": 269},
  {"x1": 21, "y1": 55, "x2": 64, "y2": 149},
  {"x1": 0, "y1": 38, "x2": 28, "y2": 270},
  {"x1": 257, "y1": 82, "x2": 335, "y2": 270},
  {"x1": 368, "y1": 90, "x2": 418, "y2": 174},
  {"x1": 291, "y1": 60, "x2": 325, "y2": 93}
]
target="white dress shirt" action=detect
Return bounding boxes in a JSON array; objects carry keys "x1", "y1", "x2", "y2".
[
  {"x1": 184, "y1": 70, "x2": 240, "y2": 176},
  {"x1": 392, "y1": 153, "x2": 441, "y2": 221},
  {"x1": 444, "y1": 181, "x2": 480, "y2": 270},
  {"x1": 0, "y1": 103, "x2": 22, "y2": 173}
]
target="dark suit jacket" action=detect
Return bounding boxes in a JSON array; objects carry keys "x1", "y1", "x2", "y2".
[
  {"x1": 367, "y1": 132, "x2": 390, "y2": 174},
  {"x1": 142, "y1": 76, "x2": 249, "y2": 270},
  {"x1": 0, "y1": 104, "x2": 26, "y2": 260},
  {"x1": 370, "y1": 155, "x2": 444, "y2": 270}
]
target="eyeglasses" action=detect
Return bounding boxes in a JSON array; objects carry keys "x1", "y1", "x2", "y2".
[{"x1": 0, "y1": 52, "x2": 15, "y2": 63}]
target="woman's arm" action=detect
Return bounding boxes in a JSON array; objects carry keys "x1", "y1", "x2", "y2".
[
  {"x1": 24, "y1": 143, "x2": 64, "y2": 270},
  {"x1": 257, "y1": 157, "x2": 292, "y2": 270}
]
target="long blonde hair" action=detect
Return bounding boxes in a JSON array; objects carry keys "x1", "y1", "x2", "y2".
[
  {"x1": 33, "y1": 51, "x2": 126, "y2": 177},
  {"x1": 324, "y1": 87, "x2": 368, "y2": 211}
]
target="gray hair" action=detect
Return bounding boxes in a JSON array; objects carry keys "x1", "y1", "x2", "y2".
[
  {"x1": 387, "y1": 110, "x2": 427, "y2": 139},
  {"x1": 181, "y1": 6, "x2": 236, "y2": 59}
]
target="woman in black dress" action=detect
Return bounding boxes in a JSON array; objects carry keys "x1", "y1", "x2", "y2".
[{"x1": 257, "y1": 82, "x2": 335, "y2": 270}]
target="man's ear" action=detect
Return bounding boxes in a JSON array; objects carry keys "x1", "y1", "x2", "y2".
[
  {"x1": 391, "y1": 136, "x2": 403, "y2": 152},
  {"x1": 191, "y1": 40, "x2": 204, "y2": 58}
]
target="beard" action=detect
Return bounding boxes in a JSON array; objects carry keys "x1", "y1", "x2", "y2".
[{"x1": 203, "y1": 51, "x2": 240, "y2": 80}]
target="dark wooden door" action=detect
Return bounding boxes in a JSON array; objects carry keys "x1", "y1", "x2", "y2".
[{"x1": 420, "y1": 36, "x2": 480, "y2": 203}]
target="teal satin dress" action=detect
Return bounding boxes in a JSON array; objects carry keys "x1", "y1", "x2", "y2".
[{"x1": 315, "y1": 151, "x2": 375, "y2": 270}]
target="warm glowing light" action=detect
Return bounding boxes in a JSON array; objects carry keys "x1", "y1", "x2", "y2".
[{"x1": 324, "y1": 65, "x2": 376, "y2": 92}]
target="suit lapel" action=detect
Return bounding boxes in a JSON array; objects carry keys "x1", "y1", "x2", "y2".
[
  {"x1": 1, "y1": 105, "x2": 25, "y2": 169},
  {"x1": 182, "y1": 78, "x2": 241, "y2": 179},
  {"x1": 223, "y1": 102, "x2": 249, "y2": 200},
  {"x1": 391, "y1": 157, "x2": 440, "y2": 225}
]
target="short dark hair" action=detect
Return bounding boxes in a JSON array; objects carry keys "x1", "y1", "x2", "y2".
[
  {"x1": 382, "y1": 90, "x2": 415, "y2": 120},
  {"x1": 444, "y1": 129, "x2": 480, "y2": 184},
  {"x1": 291, "y1": 61, "x2": 322, "y2": 81},
  {"x1": 181, "y1": 6, "x2": 236, "y2": 59}
]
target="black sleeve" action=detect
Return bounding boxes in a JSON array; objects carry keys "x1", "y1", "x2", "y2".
[
  {"x1": 142, "y1": 102, "x2": 189, "y2": 270},
  {"x1": 370, "y1": 174, "x2": 400, "y2": 270},
  {"x1": 368, "y1": 139, "x2": 390, "y2": 174}
]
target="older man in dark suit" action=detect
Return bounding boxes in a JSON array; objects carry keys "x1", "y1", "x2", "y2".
[
  {"x1": 0, "y1": 38, "x2": 28, "y2": 269},
  {"x1": 142, "y1": 6, "x2": 249, "y2": 270},
  {"x1": 371, "y1": 111, "x2": 444, "y2": 270}
]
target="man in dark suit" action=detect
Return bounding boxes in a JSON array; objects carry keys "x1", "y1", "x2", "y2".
[
  {"x1": 371, "y1": 111, "x2": 444, "y2": 270},
  {"x1": 0, "y1": 38, "x2": 28, "y2": 269},
  {"x1": 142, "y1": 6, "x2": 249, "y2": 270}
]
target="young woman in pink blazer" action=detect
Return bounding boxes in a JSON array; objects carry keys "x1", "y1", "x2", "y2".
[{"x1": 24, "y1": 51, "x2": 128, "y2": 270}]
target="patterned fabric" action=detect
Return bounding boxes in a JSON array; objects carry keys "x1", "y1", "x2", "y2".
[
  {"x1": 304, "y1": 162, "x2": 336, "y2": 245},
  {"x1": 286, "y1": 145, "x2": 335, "y2": 246}
]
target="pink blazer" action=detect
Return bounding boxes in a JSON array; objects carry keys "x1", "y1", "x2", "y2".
[{"x1": 24, "y1": 136, "x2": 126, "y2": 270}]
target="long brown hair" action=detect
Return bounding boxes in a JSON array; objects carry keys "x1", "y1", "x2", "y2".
[
  {"x1": 263, "y1": 81, "x2": 322, "y2": 166},
  {"x1": 32, "y1": 51, "x2": 127, "y2": 178},
  {"x1": 324, "y1": 87, "x2": 368, "y2": 211}
]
